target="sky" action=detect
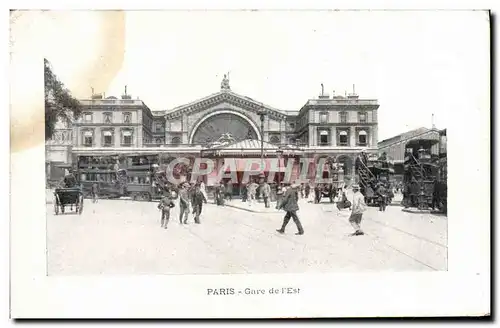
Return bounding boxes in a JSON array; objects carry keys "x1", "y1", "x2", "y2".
[{"x1": 46, "y1": 10, "x2": 489, "y2": 141}]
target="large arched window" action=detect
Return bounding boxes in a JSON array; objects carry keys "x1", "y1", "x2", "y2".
[{"x1": 191, "y1": 112, "x2": 258, "y2": 144}]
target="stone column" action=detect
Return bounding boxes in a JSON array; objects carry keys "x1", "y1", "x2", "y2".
[
  {"x1": 114, "y1": 127, "x2": 120, "y2": 147},
  {"x1": 137, "y1": 126, "x2": 143, "y2": 147},
  {"x1": 330, "y1": 126, "x2": 336, "y2": 146},
  {"x1": 280, "y1": 119, "x2": 286, "y2": 145},
  {"x1": 94, "y1": 128, "x2": 101, "y2": 147},
  {"x1": 350, "y1": 126, "x2": 356, "y2": 147},
  {"x1": 182, "y1": 114, "x2": 189, "y2": 144},
  {"x1": 308, "y1": 125, "x2": 314, "y2": 146},
  {"x1": 372, "y1": 126, "x2": 378, "y2": 147}
]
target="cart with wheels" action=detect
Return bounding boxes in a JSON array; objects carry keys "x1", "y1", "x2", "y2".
[{"x1": 53, "y1": 187, "x2": 84, "y2": 215}]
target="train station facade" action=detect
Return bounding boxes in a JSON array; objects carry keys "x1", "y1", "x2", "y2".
[{"x1": 46, "y1": 76, "x2": 380, "y2": 185}]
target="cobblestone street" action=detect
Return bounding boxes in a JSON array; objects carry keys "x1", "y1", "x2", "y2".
[{"x1": 47, "y1": 192, "x2": 447, "y2": 275}]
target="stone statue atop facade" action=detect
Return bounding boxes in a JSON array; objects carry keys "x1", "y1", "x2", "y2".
[{"x1": 220, "y1": 74, "x2": 231, "y2": 91}]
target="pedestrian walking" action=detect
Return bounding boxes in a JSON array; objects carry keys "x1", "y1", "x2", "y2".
[
  {"x1": 91, "y1": 182, "x2": 99, "y2": 203},
  {"x1": 191, "y1": 184, "x2": 207, "y2": 224},
  {"x1": 276, "y1": 182, "x2": 304, "y2": 235},
  {"x1": 199, "y1": 181, "x2": 208, "y2": 201},
  {"x1": 376, "y1": 183, "x2": 387, "y2": 212},
  {"x1": 260, "y1": 181, "x2": 271, "y2": 208},
  {"x1": 225, "y1": 182, "x2": 233, "y2": 201},
  {"x1": 349, "y1": 184, "x2": 367, "y2": 236},
  {"x1": 247, "y1": 181, "x2": 258, "y2": 206},
  {"x1": 275, "y1": 183, "x2": 284, "y2": 209},
  {"x1": 305, "y1": 183, "x2": 311, "y2": 199},
  {"x1": 158, "y1": 192, "x2": 175, "y2": 229},
  {"x1": 314, "y1": 184, "x2": 321, "y2": 204},
  {"x1": 178, "y1": 182, "x2": 191, "y2": 224}
]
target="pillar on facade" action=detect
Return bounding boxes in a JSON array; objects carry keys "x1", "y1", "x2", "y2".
[
  {"x1": 114, "y1": 127, "x2": 120, "y2": 147},
  {"x1": 330, "y1": 126, "x2": 337, "y2": 146},
  {"x1": 350, "y1": 126, "x2": 356, "y2": 147},
  {"x1": 371, "y1": 126, "x2": 378, "y2": 147},
  {"x1": 308, "y1": 126, "x2": 314, "y2": 146}
]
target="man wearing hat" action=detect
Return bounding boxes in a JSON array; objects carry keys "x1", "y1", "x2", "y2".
[
  {"x1": 349, "y1": 184, "x2": 367, "y2": 236},
  {"x1": 178, "y1": 182, "x2": 191, "y2": 224},
  {"x1": 276, "y1": 182, "x2": 304, "y2": 235}
]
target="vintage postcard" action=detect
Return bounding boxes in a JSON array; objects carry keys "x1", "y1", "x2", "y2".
[{"x1": 9, "y1": 9, "x2": 490, "y2": 318}]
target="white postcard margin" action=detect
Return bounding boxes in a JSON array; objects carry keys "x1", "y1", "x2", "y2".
[{"x1": 8, "y1": 8, "x2": 491, "y2": 318}]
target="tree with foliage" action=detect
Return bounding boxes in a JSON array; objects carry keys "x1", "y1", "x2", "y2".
[{"x1": 44, "y1": 58, "x2": 82, "y2": 140}]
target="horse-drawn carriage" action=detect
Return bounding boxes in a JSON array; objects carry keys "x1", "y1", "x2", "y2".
[{"x1": 53, "y1": 187, "x2": 84, "y2": 215}]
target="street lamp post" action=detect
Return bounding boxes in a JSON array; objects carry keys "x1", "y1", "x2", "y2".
[
  {"x1": 257, "y1": 109, "x2": 266, "y2": 173},
  {"x1": 276, "y1": 146, "x2": 284, "y2": 185}
]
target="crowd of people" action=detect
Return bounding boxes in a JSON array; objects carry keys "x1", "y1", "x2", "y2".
[{"x1": 151, "y1": 178, "x2": 373, "y2": 237}]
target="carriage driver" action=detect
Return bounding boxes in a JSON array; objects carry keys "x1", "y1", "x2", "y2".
[{"x1": 61, "y1": 168, "x2": 78, "y2": 188}]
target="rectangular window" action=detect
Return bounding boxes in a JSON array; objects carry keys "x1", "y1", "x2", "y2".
[
  {"x1": 338, "y1": 131, "x2": 348, "y2": 146},
  {"x1": 319, "y1": 112, "x2": 328, "y2": 124},
  {"x1": 358, "y1": 112, "x2": 367, "y2": 123},
  {"x1": 103, "y1": 113, "x2": 112, "y2": 123},
  {"x1": 155, "y1": 122, "x2": 163, "y2": 132},
  {"x1": 84, "y1": 113, "x2": 93, "y2": 123},
  {"x1": 103, "y1": 130, "x2": 113, "y2": 146},
  {"x1": 83, "y1": 131, "x2": 93, "y2": 146},
  {"x1": 123, "y1": 112, "x2": 132, "y2": 123},
  {"x1": 358, "y1": 130, "x2": 368, "y2": 146},
  {"x1": 318, "y1": 130, "x2": 329, "y2": 146},
  {"x1": 122, "y1": 130, "x2": 133, "y2": 146},
  {"x1": 339, "y1": 112, "x2": 347, "y2": 123}
]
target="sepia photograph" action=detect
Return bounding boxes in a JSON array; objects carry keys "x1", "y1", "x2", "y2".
[{"x1": 10, "y1": 8, "x2": 490, "y2": 318}]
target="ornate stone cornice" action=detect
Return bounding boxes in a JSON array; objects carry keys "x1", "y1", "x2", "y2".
[{"x1": 165, "y1": 92, "x2": 289, "y2": 121}]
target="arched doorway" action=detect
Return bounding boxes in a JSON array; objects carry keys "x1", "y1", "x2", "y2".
[{"x1": 190, "y1": 111, "x2": 260, "y2": 145}]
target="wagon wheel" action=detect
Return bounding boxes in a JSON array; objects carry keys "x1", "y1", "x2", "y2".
[
  {"x1": 54, "y1": 196, "x2": 59, "y2": 215},
  {"x1": 78, "y1": 194, "x2": 84, "y2": 215}
]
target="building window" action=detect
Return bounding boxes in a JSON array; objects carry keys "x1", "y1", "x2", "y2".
[
  {"x1": 319, "y1": 112, "x2": 328, "y2": 124},
  {"x1": 155, "y1": 122, "x2": 163, "y2": 132},
  {"x1": 102, "y1": 130, "x2": 113, "y2": 147},
  {"x1": 358, "y1": 112, "x2": 367, "y2": 123},
  {"x1": 84, "y1": 113, "x2": 93, "y2": 123},
  {"x1": 103, "y1": 112, "x2": 113, "y2": 123},
  {"x1": 171, "y1": 137, "x2": 181, "y2": 146},
  {"x1": 289, "y1": 122, "x2": 296, "y2": 130},
  {"x1": 123, "y1": 112, "x2": 132, "y2": 123},
  {"x1": 122, "y1": 130, "x2": 133, "y2": 146},
  {"x1": 83, "y1": 130, "x2": 93, "y2": 147},
  {"x1": 338, "y1": 130, "x2": 348, "y2": 146},
  {"x1": 270, "y1": 135, "x2": 280, "y2": 144},
  {"x1": 319, "y1": 130, "x2": 329, "y2": 146},
  {"x1": 339, "y1": 112, "x2": 347, "y2": 123},
  {"x1": 358, "y1": 130, "x2": 367, "y2": 146}
]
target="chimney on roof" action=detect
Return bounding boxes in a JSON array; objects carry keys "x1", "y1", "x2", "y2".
[
  {"x1": 121, "y1": 85, "x2": 132, "y2": 99},
  {"x1": 318, "y1": 83, "x2": 330, "y2": 99},
  {"x1": 347, "y1": 84, "x2": 359, "y2": 99}
]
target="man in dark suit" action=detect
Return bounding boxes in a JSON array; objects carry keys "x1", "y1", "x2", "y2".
[
  {"x1": 276, "y1": 182, "x2": 304, "y2": 235},
  {"x1": 191, "y1": 184, "x2": 207, "y2": 224}
]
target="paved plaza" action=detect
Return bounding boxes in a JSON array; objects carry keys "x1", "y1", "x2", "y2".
[{"x1": 46, "y1": 192, "x2": 447, "y2": 275}]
